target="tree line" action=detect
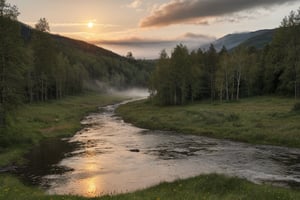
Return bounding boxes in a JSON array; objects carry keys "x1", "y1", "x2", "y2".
[
  {"x1": 150, "y1": 8, "x2": 300, "y2": 105},
  {"x1": 0, "y1": 0, "x2": 153, "y2": 127}
]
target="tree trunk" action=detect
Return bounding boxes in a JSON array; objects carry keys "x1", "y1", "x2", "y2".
[
  {"x1": 44, "y1": 80, "x2": 48, "y2": 101},
  {"x1": 1, "y1": 53, "x2": 5, "y2": 104},
  {"x1": 236, "y1": 75, "x2": 241, "y2": 101},
  {"x1": 220, "y1": 84, "x2": 223, "y2": 103},
  {"x1": 225, "y1": 71, "x2": 229, "y2": 101},
  {"x1": 27, "y1": 71, "x2": 33, "y2": 103},
  {"x1": 295, "y1": 80, "x2": 297, "y2": 100},
  {"x1": 236, "y1": 65, "x2": 242, "y2": 101},
  {"x1": 231, "y1": 76, "x2": 235, "y2": 100},
  {"x1": 41, "y1": 79, "x2": 44, "y2": 101},
  {"x1": 174, "y1": 88, "x2": 177, "y2": 105},
  {"x1": 211, "y1": 74, "x2": 214, "y2": 102}
]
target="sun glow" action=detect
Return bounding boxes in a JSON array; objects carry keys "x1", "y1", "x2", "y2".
[{"x1": 87, "y1": 22, "x2": 94, "y2": 28}]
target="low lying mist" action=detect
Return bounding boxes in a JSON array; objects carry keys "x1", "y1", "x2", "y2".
[
  {"x1": 84, "y1": 80, "x2": 149, "y2": 98},
  {"x1": 107, "y1": 88, "x2": 149, "y2": 98}
]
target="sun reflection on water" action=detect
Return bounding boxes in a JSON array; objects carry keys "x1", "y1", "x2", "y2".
[
  {"x1": 86, "y1": 177, "x2": 97, "y2": 197},
  {"x1": 82, "y1": 148, "x2": 102, "y2": 197}
]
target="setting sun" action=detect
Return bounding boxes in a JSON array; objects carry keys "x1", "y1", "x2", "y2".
[{"x1": 87, "y1": 22, "x2": 94, "y2": 28}]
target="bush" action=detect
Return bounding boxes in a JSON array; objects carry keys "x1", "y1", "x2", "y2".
[
  {"x1": 292, "y1": 102, "x2": 300, "y2": 112},
  {"x1": 226, "y1": 113, "x2": 240, "y2": 122}
]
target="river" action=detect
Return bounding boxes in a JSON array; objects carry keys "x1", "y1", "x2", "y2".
[{"x1": 18, "y1": 99, "x2": 300, "y2": 197}]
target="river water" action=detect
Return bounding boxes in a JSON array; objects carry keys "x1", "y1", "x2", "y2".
[{"x1": 19, "y1": 100, "x2": 300, "y2": 197}]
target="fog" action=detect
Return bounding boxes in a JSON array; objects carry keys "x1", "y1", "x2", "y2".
[
  {"x1": 83, "y1": 80, "x2": 148, "y2": 98},
  {"x1": 107, "y1": 87, "x2": 149, "y2": 98}
]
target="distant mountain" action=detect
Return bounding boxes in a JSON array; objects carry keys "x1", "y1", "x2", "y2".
[
  {"x1": 201, "y1": 29, "x2": 276, "y2": 51},
  {"x1": 239, "y1": 29, "x2": 275, "y2": 49}
]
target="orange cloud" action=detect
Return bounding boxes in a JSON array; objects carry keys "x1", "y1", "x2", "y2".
[{"x1": 140, "y1": 0, "x2": 299, "y2": 27}]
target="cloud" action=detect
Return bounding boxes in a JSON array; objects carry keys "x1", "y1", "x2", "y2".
[
  {"x1": 96, "y1": 37, "x2": 172, "y2": 47},
  {"x1": 127, "y1": 0, "x2": 143, "y2": 9},
  {"x1": 140, "y1": 0, "x2": 299, "y2": 27},
  {"x1": 25, "y1": 21, "x2": 119, "y2": 28},
  {"x1": 181, "y1": 32, "x2": 214, "y2": 39},
  {"x1": 94, "y1": 33, "x2": 215, "y2": 47},
  {"x1": 92, "y1": 33, "x2": 215, "y2": 59}
]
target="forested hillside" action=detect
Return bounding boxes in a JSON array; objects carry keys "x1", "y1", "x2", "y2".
[
  {"x1": 0, "y1": 1, "x2": 153, "y2": 128},
  {"x1": 150, "y1": 8, "x2": 300, "y2": 105}
]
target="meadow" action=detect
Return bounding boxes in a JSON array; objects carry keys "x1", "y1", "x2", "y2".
[{"x1": 117, "y1": 96, "x2": 300, "y2": 148}]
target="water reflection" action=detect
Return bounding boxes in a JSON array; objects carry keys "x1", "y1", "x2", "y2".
[
  {"x1": 84, "y1": 152, "x2": 99, "y2": 196},
  {"x1": 20, "y1": 101, "x2": 300, "y2": 197},
  {"x1": 85, "y1": 177, "x2": 97, "y2": 197},
  {"x1": 17, "y1": 137, "x2": 77, "y2": 186}
]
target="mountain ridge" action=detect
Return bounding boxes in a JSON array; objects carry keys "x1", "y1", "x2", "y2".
[{"x1": 201, "y1": 29, "x2": 276, "y2": 51}]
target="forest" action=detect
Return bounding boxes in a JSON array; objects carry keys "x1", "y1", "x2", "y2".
[
  {"x1": 150, "y1": 8, "x2": 300, "y2": 105},
  {"x1": 0, "y1": 1, "x2": 153, "y2": 128}
]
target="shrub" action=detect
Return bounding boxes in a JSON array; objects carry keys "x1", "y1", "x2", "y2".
[
  {"x1": 292, "y1": 102, "x2": 300, "y2": 112},
  {"x1": 226, "y1": 113, "x2": 240, "y2": 122}
]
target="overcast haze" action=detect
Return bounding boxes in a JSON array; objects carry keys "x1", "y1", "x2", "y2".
[{"x1": 8, "y1": 0, "x2": 300, "y2": 58}]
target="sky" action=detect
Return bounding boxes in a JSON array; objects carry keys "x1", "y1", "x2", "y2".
[{"x1": 7, "y1": 0, "x2": 300, "y2": 59}]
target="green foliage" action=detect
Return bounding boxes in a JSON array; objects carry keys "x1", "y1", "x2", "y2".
[
  {"x1": 0, "y1": 17, "x2": 27, "y2": 125},
  {"x1": 265, "y1": 8, "x2": 300, "y2": 98},
  {"x1": 35, "y1": 17, "x2": 50, "y2": 32},
  {"x1": 0, "y1": 0, "x2": 19, "y2": 20},
  {"x1": 151, "y1": 43, "x2": 260, "y2": 105},
  {"x1": 151, "y1": 45, "x2": 213, "y2": 105}
]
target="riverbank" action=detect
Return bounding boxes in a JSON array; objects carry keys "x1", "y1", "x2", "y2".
[
  {"x1": 0, "y1": 93, "x2": 125, "y2": 167},
  {"x1": 1, "y1": 173, "x2": 300, "y2": 199},
  {"x1": 116, "y1": 96, "x2": 300, "y2": 148}
]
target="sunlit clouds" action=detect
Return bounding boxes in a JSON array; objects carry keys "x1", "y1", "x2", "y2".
[
  {"x1": 140, "y1": 0, "x2": 300, "y2": 27},
  {"x1": 127, "y1": 0, "x2": 143, "y2": 9}
]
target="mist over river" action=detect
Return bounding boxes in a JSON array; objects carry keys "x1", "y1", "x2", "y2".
[{"x1": 19, "y1": 99, "x2": 300, "y2": 197}]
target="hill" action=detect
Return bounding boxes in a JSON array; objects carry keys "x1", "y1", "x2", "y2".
[
  {"x1": 239, "y1": 29, "x2": 275, "y2": 49},
  {"x1": 19, "y1": 22, "x2": 154, "y2": 89},
  {"x1": 201, "y1": 29, "x2": 275, "y2": 51}
]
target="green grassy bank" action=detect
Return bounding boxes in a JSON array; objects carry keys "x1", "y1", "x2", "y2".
[
  {"x1": 117, "y1": 96, "x2": 300, "y2": 148},
  {"x1": 0, "y1": 93, "x2": 125, "y2": 167},
  {"x1": 1, "y1": 174, "x2": 300, "y2": 200}
]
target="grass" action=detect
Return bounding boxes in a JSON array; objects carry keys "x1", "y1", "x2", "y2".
[
  {"x1": 1, "y1": 174, "x2": 300, "y2": 200},
  {"x1": 0, "y1": 92, "x2": 125, "y2": 167},
  {"x1": 116, "y1": 96, "x2": 300, "y2": 148}
]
